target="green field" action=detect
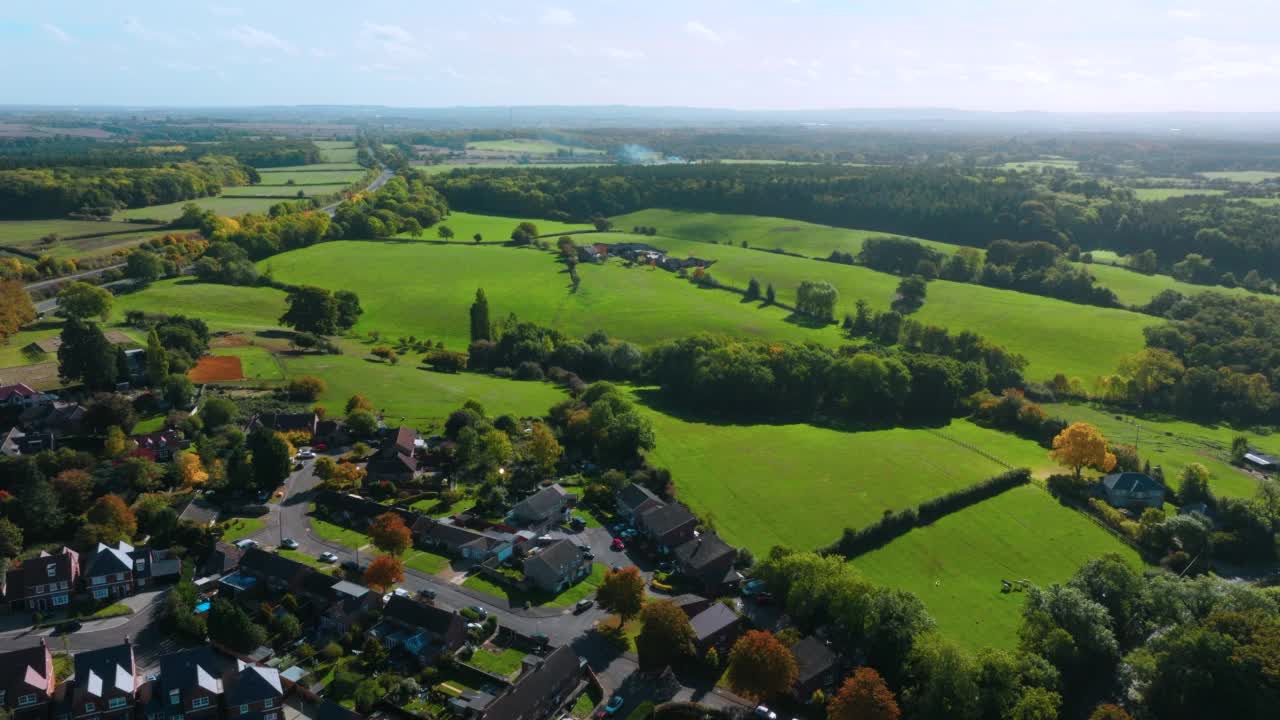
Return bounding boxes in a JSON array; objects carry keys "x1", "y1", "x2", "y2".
[
  {"x1": 643, "y1": 405, "x2": 1057, "y2": 554},
  {"x1": 280, "y1": 353, "x2": 565, "y2": 429},
  {"x1": 221, "y1": 516, "x2": 266, "y2": 543},
  {"x1": 465, "y1": 139, "x2": 605, "y2": 156},
  {"x1": 852, "y1": 485, "x2": 1142, "y2": 651},
  {"x1": 1083, "y1": 262, "x2": 1266, "y2": 307},
  {"x1": 1199, "y1": 171, "x2": 1280, "y2": 183},
  {"x1": 114, "y1": 196, "x2": 285, "y2": 221},
  {"x1": 0, "y1": 219, "x2": 159, "y2": 244},
  {"x1": 1041, "y1": 402, "x2": 1269, "y2": 499},
  {"x1": 225, "y1": 184, "x2": 351, "y2": 197},
  {"x1": 315, "y1": 141, "x2": 359, "y2": 163},
  {"x1": 253, "y1": 169, "x2": 367, "y2": 185},
  {"x1": 462, "y1": 562, "x2": 605, "y2": 608},
  {"x1": 263, "y1": 241, "x2": 832, "y2": 351},
  {"x1": 404, "y1": 548, "x2": 452, "y2": 575},
  {"x1": 258, "y1": 163, "x2": 365, "y2": 173},
  {"x1": 7, "y1": 229, "x2": 168, "y2": 261},
  {"x1": 394, "y1": 211, "x2": 592, "y2": 243},
  {"x1": 465, "y1": 647, "x2": 528, "y2": 679},
  {"x1": 417, "y1": 162, "x2": 612, "y2": 175},
  {"x1": 998, "y1": 159, "x2": 1080, "y2": 171},
  {"x1": 1131, "y1": 187, "x2": 1229, "y2": 201},
  {"x1": 309, "y1": 516, "x2": 371, "y2": 549},
  {"x1": 213, "y1": 345, "x2": 286, "y2": 382},
  {"x1": 113, "y1": 279, "x2": 288, "y2": 332}
]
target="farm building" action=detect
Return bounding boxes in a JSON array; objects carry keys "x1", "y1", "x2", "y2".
[{"x1": 1101, "y1": 471, "x2": 1166, "y2": 510}]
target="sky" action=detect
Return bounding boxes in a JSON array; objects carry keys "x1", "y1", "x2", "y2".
[{"x1": 3, "y1": 0, "x2": 1280, "y2": 112}]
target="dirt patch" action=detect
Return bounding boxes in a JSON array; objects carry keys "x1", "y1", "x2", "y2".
[
  {"x1": 210, "y1": 334, "x2": 251, "y2": 349},
  {"x1": 0, "y1": 362, "x2": 61, "y2": 390},
  {"x1": 188, "y1": 355, "x2": 244, "y2": 383}
]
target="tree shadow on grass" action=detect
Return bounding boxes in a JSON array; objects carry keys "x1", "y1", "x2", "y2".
[
  {"x1": 782, "y1": 312, "x2": 836, "y2": 330},
  {"x1": 632, "y1": 386, "x2": 953, "y2": 432}
]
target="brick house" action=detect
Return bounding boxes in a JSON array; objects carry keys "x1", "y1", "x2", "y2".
[
  {"x1": 144, "y1": 647, "x2": 228, "y2": 720},
  {"x1": 522, "y1": 540, "x2": 589, "y2": 594},
  {"x1": 84, "y1": 542, "x2": 141, "y2": 601},
  {"x1": 5, "y1": 547, "x2": 79, "y2": 612},
  {"x1": 372, "y1": 595, "x2": 467, "y2": 659},
  {"x1": 224, "y1": 664, "x2": 283, "y2": 720},
  {"x1": 615, "y1": 483, "x2": 661, "y2": 521},
  {"x1": 635, "y1": 503, "x2": 698, "y2": 551},
  {"x1": 0, "y1": 639, "x2": 56, "y2": 720},
  {"x1": 61, "y1": 641, "x2": 137, "y2": 720},
  {"x1": 672, "y1": 532, "x2": 739, "y2": 593}
]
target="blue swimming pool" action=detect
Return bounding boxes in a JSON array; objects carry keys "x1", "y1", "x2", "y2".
[{"x1": 194, "y1": 601, "x2": 211, "y2": 613}]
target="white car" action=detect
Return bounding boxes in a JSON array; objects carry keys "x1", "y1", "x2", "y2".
[
  {"x1": 234, "y1": 539, "x2": 259, "y2": 550},
  {"x1": 296, "y1": 448, "x2": 316, "y2": 460},
  {"x1": 319, "y1": 551, "x2": 338, "y2": 563},
  {"x1": 281, "y1": 538, "x2": 299, "y2": 550},
  {"x1": 753, "y1": 707, "x2": 777, "y2": 720}
]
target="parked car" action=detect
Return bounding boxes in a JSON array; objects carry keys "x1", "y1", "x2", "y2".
[
  {"x1": 598, "y1": 695, "x2": 624, "y2": 717},
  {"x1": 574, "y1": 599, "x2": 595, "y2": 614},
  {"x1": 580, "y1": 548, "x2": 595, "y2": 560},
  {"x1": 313, "y1": 443, "x2": 328, "y2": 451},
  {"x1": 611, "y1": 538, "x2": 626, "y2": 551},
  {"x1": 657, "y1": 561, "x2": 674, "y2": 573},
  {"x1": 742, "y1": 579, "x2": 766, "y2": 596},
  {"x1": 753, "y1": 706, "x2": 777, "y2": 720},
  {"x1": 570, "y1": 516, "x2": 587, "y2": 530},
  {"x1": 468, "y1": 605, "x2": 489, "y2": 618},
  {"x1": 234, "y1": 539, "x2": 259, "y2": 550},
  {"x1": 297, "y1": 447, "x2": 316, "y2": 459},
  {"x1": 319, "y1": 551, "x2": 338, "y2": 563},
  {"x1": 466, "y1": 622, "x2": 484, "y2": 632},
  {"x1": 418, "y1": 589, "x2": 438, "y2": 600},
  {"x1": 281, "y1": 537, "x2": 299, "y2": 550},
  {"x1": 54, "y1": 620, "x2": 82, "y2": 635}
]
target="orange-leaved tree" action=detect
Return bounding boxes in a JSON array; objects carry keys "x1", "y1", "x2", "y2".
[
  {"x1": 596, "y1": 565, "x2": 645, "y2": 628},
  {"x1": 1089, "y1": 705, "x2": 1133, "y2": 720},
  {"x1": 85, "y1": 494, "x2": 137, "y2": 543},
  {"x1": 827, "y1": 667, "x2": 900, "y2": 720},
  {"x1": 726, "y1": 630, "x2": 798, "y2": 701},
  {"x1": 1050, "y1": 422, "x2": 1117, "y2": 479},
  {"x1": 368, "y1": 512, "x2": 412, "y2": 555},
  {"x1": 177, "y1": 451, "x2": 209, "y2": 487},
  {"x1": 363, "y1": 554, "x2": 404, "y2": 592}
]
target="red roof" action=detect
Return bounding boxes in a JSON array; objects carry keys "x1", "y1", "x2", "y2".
[{"x1": 0, "y1": 383, "x2": 38, "y2": 402}]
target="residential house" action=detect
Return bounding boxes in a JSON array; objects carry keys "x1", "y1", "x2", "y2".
[
  {"x1": 689, "y1": 603, "x2": 744, "y2": 656},
  {"x1": 5, "y1": 547, "x2": 79, "y2": 611},
  {"x1": 64, "y1": 641, "x2": 137, "y2": 720},
  {"x1": 20, "y1": 402, "x2": 85, "y2": 437},
  {"x1": 635, "y1": 503, "x2": 698, "y2": 551},
  {"x1": 453, "y1": 646, "x2": 584, "y2": 720},
  {"x1": 791, "y1": 637, "x2": 838, "y2": 702},
  {"x1": 1, "y1": 427, "x2": 55, "y2": 457},
  {"x1": 145, "y1": 647, "x2": 229, "y2": 720},
  {"x1": 673, "y1": 532, "x2": 739, "y2": 593},
  {"x1": 0, "y1": 639, "x2": 56, "y2": 720},
  {"x1": 232, "y1": 549, "x2": 373, "y2": 632},
  {"x1": 615, "y1": 483, "x2": 661, "y2": 521},
  {"x1": 130, "y1": 430, "x2": 187, "y2": 462},
  {"x1": 365, "y1": 445, "x2": 418, "y2": 485},
  {"x1": 201, "y1": 542, "x2": 244, "y2": 578},
  {"x1": 1101, "y1": 472, "x2": 1166, "y2": 510},
  {"x1": 372, "y1": 595, "x2": 467, "y2": 659},
  {"x1": 669, "y1": 594, "x2": 714, "y2": 619},
  {"x1": 84, "y1": 542, "x2": 142, "y2": 601},
  {"x1": 510, "y1": 484, "x2": 570, "y2": 526},
  {"x1": 0, "y1": 383, "x2": 53, "y2": 408},
  {"x1": 522, "y1": 540, "x2": 589, "y2": 593},
  {"x1": 413, "y1": 518, "x2": 512, "y2": 564},
  {"x1": 246, "y1": 412, "x2": 319, "y2": 440},
  {"x1": 576, "y1": 245, "x2": 600, "y2": 263},
  {"x1": 224, "y1": 664, "x2": 283, "y2": 720},
  {"x1": 319, "y1": 581, "x2": 377, "y2": 635},
  {"x1": 316, "y1": 490, "x2": 416, "y2": 531}
]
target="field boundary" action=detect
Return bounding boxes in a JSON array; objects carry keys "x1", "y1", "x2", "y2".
[{"x1": 924, "y1": 428, "x2": 1014, "y2": 469}]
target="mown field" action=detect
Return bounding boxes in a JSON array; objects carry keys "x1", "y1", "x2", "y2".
[
  {"x1": 114, "y1": 196, "x2": 284, "y2": 222},
  {"x1": 0, "y1": 219, "x2": 157, "y2": 244},
  {"x1": 258, "y1": 163, "x2": 365, "y2": 173},
  {"x1": 642, "y1": 401, "x2": 1058, "y2": 554},
  {"x1": 112, "y1": 279, "x2": 288, "y2": 331},
  {"x1": 315, "y1": 141, "x2": 358, "y2": 163},
  {"x1": 1199, "y1": 170, "x2": 1280, "y2": 183},
  {"x1": 225, "y1": 183, "x2": 350, "y2": 197},
  {"x1": 465, "y1": 139, "x2": 605, "y2": 156},
  {"x1": 1130, "y1": 187, "x2": 1229, "y2": 201},
  {"x1": 393, "y1": 211, "x2": 591, "y2": 243},
  {"x1": 211, "y1": 345, "x2": 286, "y2": 382},
  {"x1": 1041, "y1": 402, "x2": 1270, "y2": 499},
  {"x1": 262, "y1": 241, "x2": 832, "y2": 350},
  {"x1": 852, "y1": 485, "x2": 1142, "y2": 650},
  {"x1": 998, "y1": 159, "x2": 1080, "y2": 171},
  {"x1": 417, "y1": 162, "x2": 612, "y2": 175},
  {"x1": 6, "y1": 229, "x2": 169, "y2": 261},
  {"x1": 253, "y1": 169, "x2": 367, "y2": 185}
]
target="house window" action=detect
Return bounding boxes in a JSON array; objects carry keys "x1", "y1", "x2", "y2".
[
  {"x1": 239, "y1": 705, "x2": 248, "y2": 715},
  {"x1": 264, "y1": 714, "x2": 278, "y2": 720},
  {"x1": 169, "y1": 690, "x2": 181, "y2": 705},
  {"x1": 92, "y1": 576, "x2": 105, "y2": 585},
  {"x1": 32, "y1": 584, "x2": 44, "y2": 594},
  {"x1": 52, "y1": 594, "x2": 68, "y2": 606},
  {"x1": 18, "y1": 694, "x2": 37, "y2": 707},
  {"x1": 93, "y1": 588, "x2": 109, "y2": 600},
  {"x1": 191, "y1": 697, "x2": 209, "y2": 710},
  {"x1": 108, "y1": 698, "x2": 127, "y2": 710},
  {"x1": 85, "y1": 703, "x2": 96, "y2": 712},
  {"x1": 47, "y1": 564, "x2": 56, "y2": 577},
  {"x1": 262, "y1": 699, "x2": 274, "y2": 709},
  {"x1": 135, "y1": 560, "x2": 145, "y2": 571}
]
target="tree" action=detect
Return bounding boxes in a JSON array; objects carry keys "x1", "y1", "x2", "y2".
[
  {"x1": 208, "y1": 598, "x2": 266, "y2": 653},
  {"x1": 511, "y1": 221, "x2": 539, "y2": 244},
  {"x1": 765, "y1": 283, "x2": 776, "y2": 305},
  {"x1": 202, "y1": 396, "x2": 237, "y2": 429},
  {"x1": 248, "y1": 428, "x2": 292, "y2": 493},
  {"x1": 145, "y1": 329, "x2": 169, "y2": 386},
  {"x1": 1089, "y1": 704, "x2": 1133, "y2": 720},
  {"x1": 796, "y1": 280, "x2": 839, "y2": 322},
  {"x1": 345, "y1": 409, "x2": 378, "y2": 438},
  {"x1": 52, "y1": 469, "x2": 95, "y2": 514},
  {"x1": 892, "y1": 275, "x2": 928, "y2": 315},
  {"x1": 17, "y1": 465, "x2": 64, "y2": 539},
  {"x1": 279, "y1": 286, "x2": 339, "y2": 335},
  {"x1": 1179, "y1": 463, "x2": 1212, "y2": 505},
  {"x1": 473, "y1": 232, "x2": 483, "y2": 243},
  {"x1": 1231, "y1": 435, "x2": 1250, "y2": 464},
  {"x1": 371, "y1": 345, "x2": 398, "y2": 364},
  {"x1": 313, "y1": 455, "x2": 337, "y2": 480},
  {"x1": 526, "y1": 422, "x2": 563, "y2": 477},
  {"x1": 369, "y1": 512, "x2": 412, "y2": 555},
  {"x1": 470, "y1": 288, "x2": 491, "y2": 342},
  {"x1": 726, "y1": 631, "x2": 799, "y2": 701},
  {"x1": 1049, "y1": 422, "x2": 1117, "y2": 480},
  {"x1": 902, "y1": 637, "x2": 980, "y2": 720},
  {"x1": 346, "y1": 394, "x2": 374, "y2": 414},
  {"x1": 177, "y1": 451, "x2": 209, "y2": 487},
  {"x1": 335, "y1": 290, "x2": 363, "y2": 330},
  {"x1": 287, "y1": 375, "x2": 326, "y2": 401},
  {"x1": 57, "y1": 281, "x2": 112, "y2": 320},
  {"x1": 596, "y1": 566, "x2": 645, "y2": 626},
  {"x1": 327, "y1": 462, "x2": 366, "y2": 491},
  {"x1": 85, "y1": 494, "x2": 138, "y2": 544},
  {"x1": 0, "y1": 518, "x2": 23, "y2": 560},
  {"x1": 827, "y1": 667, "x2": 901, "y2": 720},
  {"x1": 1008, "y1": 688, "x2": 1061, "y2": 720},
  {"x1": 58, "y1": 317, "x2": 118, "y2": 391},
  {"x1": 745, "y1": 277, "x2": 761, "y2": 301},
  {"x1": 437, "y1": 225, "x2": 455, "y2": 240},
  {"x1": 103, "y1": 425, "x2": 130, "y2": 458},
  {"x1": 635, "y1": 600, "x2": 696, "y2": 671},
  {"x1": 163, "y1": 373, "x2": 195, "y2": 408},
  {"x1": 125, "y1": 250, "x2": 164, "y2": 284},
  {"x1": 592, "y1": 217, "x2": 613, "y2": 232},
  {"x1": 0, "y1": 279, "x2": 37, "y2": 345},
  {"x1": 363, "y1": 554, "x2": 404, "y2": 591}
]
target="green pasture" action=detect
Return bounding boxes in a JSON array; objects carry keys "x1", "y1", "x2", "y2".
[
  {"x1": 1131, "y1": 187, "x2": 1228, "y2": 201},
  {"x1": 252, "y1": 169, "x2": 367, "y2": 185},
  {"x1": 642, "y1": 403, "x2": 1057, "y2": 554},
  {"x1": 1198, "y1": 171, "x2": 1280, "y2": 183},
  {"x1": 258, "y1": 163, "x2": 365, "y2": 173},
  {"x1": 280, "y1": 353, "x2": 565, "y2": 429},
  {"x1": 112, "y1": 278, "x2": 288, "y2": 332},
  {"x1": 1082, "y1": 262, "x2": 1265, "y2": 307},
  {"x1": 1041, "y1": 402, "x2": 1269, "y2": 499},
  {"x1": 465, "y1": 139, "x2": 605, "y2": 156},
  {"x1": 997, "y1": 159, "x2": 1080, "y2": 171},
  {"x1": 225, "y1": 183, "x2": 351, "y2": 197},
  {"x1": 394, "y1": 211, "x2": 592, "y2": 243},
  {"x1": 852, "y1": 485, "x2": 1142, "y2": 651},
  {"x1": 262, "y1": 241, "x2": 833, "y2": 350},
  {"x1": 0, "y1": 219, "x2": 160, "y2": 244},
  {"x1": 213, "y1": 345, "x2": 286, "y2": 382},
  {"x1": 417, "y1": 162, "x2": 612, "y2": 175},
  {"x1": 114, "y1": 196, "x2": 284, "y2": 222},
  {"x1": 315, "y1": 141, "x2": 358, "y2": 163}
]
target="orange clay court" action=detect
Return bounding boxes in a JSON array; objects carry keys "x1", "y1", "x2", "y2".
[{"x1": 187, "y1": 355, "x2": 244, "y2": 382}]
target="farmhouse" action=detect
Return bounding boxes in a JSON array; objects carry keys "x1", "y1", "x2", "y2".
[
  {"x1": 0, "y1": 639, "x2": 55, "y2": 720},
  {"x1": 522, "y1": 540, "x2": 589, "y2": 593},
  {"x1": 1101, "y1": 471, "x2": 1166, "y2": 510}
]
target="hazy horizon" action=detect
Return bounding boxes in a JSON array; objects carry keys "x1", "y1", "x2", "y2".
[{"x1": 3, "y1": 0, "x2": 1280, "y2": 112}]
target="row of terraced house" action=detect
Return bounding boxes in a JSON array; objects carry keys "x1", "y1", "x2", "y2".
[{"x1": 3, "y1": 542, "x2": 181, "y2": 613}]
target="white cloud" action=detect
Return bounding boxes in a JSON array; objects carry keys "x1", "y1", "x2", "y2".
[
  {"x1": 208, "y1": 3, "x2": 244, "y2": 17},
  {"x1": 604, "y1": 47, "x2": 646, "y2": 62},
  {"x1": 1168, "y1": 9, "x2": 1202, "y2": 21},
  {"x1": 359, "y1": 21, "x2": 427, "y2": 67},
  {"x1": 540, "y1": 7, "x2": 578, "y2": 26},
  {"x1": 41, "y1": 23, "x2": 73, "y2": 44},
  {"x1": 362, "y1": 21, "x2": 413, "y2": 44},
  {"x1": 226, "y1": 25, "x2": 294, "y2": 53},
  {"x1": 123, "y1": 17, "x2": 180, "y2": 47},
  {"x1": 684, "y1": 20, "x2": 726, "y2": 46}
]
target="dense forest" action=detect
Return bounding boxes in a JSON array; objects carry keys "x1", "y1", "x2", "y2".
[
  {"x1": 0, "y1": 155, "x2": 257, "y2": 219},
  {"x1": 0, "y1": 137, "x2": 320, "y2": 170},
  {"x1": 430, "y1": 164, "x2": 1280, "y2": 279}
]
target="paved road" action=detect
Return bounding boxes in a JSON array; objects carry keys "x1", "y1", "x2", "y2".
[
  {"x1": 321, "y1": 167, "x2": 393, "y2": 217},
  {"x1": 34, "y1": 277, "x2": 138, "y2": 314},
  {"x1": 25, "y1": 262, "x2": 128, "y2": 291},
  {"x1": 0, "y1": 589, "x2": 179, "y2": 671}
]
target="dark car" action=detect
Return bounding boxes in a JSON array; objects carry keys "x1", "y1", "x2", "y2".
[
  {"x1": 574, "y1": 598, "x2": 595, "y2": 614},
  {"x1": 418, "y1": 588, "x2": 438, "y2": 600},
  {"x1": 54, "y1": 620, "x2": 82, "y2": 635}
]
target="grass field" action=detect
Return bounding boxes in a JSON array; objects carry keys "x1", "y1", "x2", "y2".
[
  {"x1": 253, "y1": 169, "x2": 367, "y2": 185},
  {"x1": 0, "y1": 219, "x2": 159, "y2": 244},
  {"x1": 112, "y1": 279, "x2": 288, "y2": 332},
  {"x1": 225, "y1": 184, "x2": 351, "y2": 197},
  {"x1": 463, "y1": 562, "x2": 605, "y2": 608},
  {"x1": 642, "y1": 402, "x2": 1058, "y2": 554},
  {"x1": 315, "y1": 141, "x2": 358, "y2": 163},
  {"x1": 278, "y1": 548, "x2": 332, "y2": 570},
  {"x1": 1083, "y1": 262, "x2": 1265, "y2": 307},
  {"x1": 258, "y1": 163, "x2": 365, "y2": 173},
  {"x1": 998, "y1": 159, "x2": 1080, "y2": 171},
  {"x1": 263, "y1": 241, "x2": 834, "y2": 351},
  {"x1": 280, "y1": 353, "x2": 565, "y2": 429},
  {"x1": 465, "y1": 139, "x2": 605, "y2": 156},
  {"x1": 309, "y1": 516, "x2": 371, "y2": 549},
  {"x1": 114, "y1": 196, "x2": 284, "y2": 221},
  {"x1": 19, "y1": 230, "x2": 169, "y2": 261},
  {"x1": 394, "y1": 211, "x2": 592, "y2": 243},
  {"x1": 1041, "y1": 402, "x2": 1270, "y2": 499},
  {"x1": 466, "y1": 647, "x2": 528, "y2": 679},
  {"x1": 212, "y1": 345, "x2": 286, "y2": 382},
  {"x1": 417, "y1": 162, "x2": 611, "y2": 175},
  {"x1": 1131, "y1": 187, "x2": 1229, "y2": 201},
  {"x1": 221, "y1": 516, "x2": 266, "y2": 543},
  {"x1": 852, "y1": 485, "x2": 1142, "y2": 651},
  {"x1": 404, "y1": 548, "x2": 452, "y2": 575},
  {"x1": 1199, "y1": 171, "x2": 1280, "y2": 183}
]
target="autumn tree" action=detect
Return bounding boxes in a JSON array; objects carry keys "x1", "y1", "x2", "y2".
[
  {"x1": 52, "y1": 469, "x2": 95, "y2": 514},
  {"x1": 726, "y1": 630, "x2": 799, "y2": 701},
  {"x1": 635, "y1": 600, "x2": 696, "y2": 670},
  {"x1": 526, "y1": 422, "x2": 563, "y2": 477},
  {"x1": 363, "y1": 554, "x2": 404, "y2": 592},
  {"x1": 314, "y1": 456, "x2": 338, "y2": 480},
  {"x1": 1089, "y1": 704, "x2": 1133, "y2": 720},
  {"x1": 85, "y1": 494, "x2": 138, "y2": 544},
  {"x1": 368, "y1": 512, "x2": 412, "y2": 555},
  {"x1": 104, "y1": 425, "x2": 130, "y2": 458},
  {"x1": 0, "y1": 518, "x2": 24, "y2": 560},
  {"x1": 325, "y1": 462, "x2": 366, "y2": 491},
  {"x1": 1049, "y1": 422, "x2": 1117, "y2": 479},
  {"x1": 177, "y1": 451, "x2": 209, "y2": 487},
  {"x1": 828, "y1": 667, "x2": 901, "y2": 720},
  {"x1": 345, "y1": 394, "x2": 374, "y2": 414},
  {"x1": 596, "y1": 565, "x2": 645, "y2": 627},
  {"x1": 0, "y1": 279, "x2": 37, "y2": 345}
]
